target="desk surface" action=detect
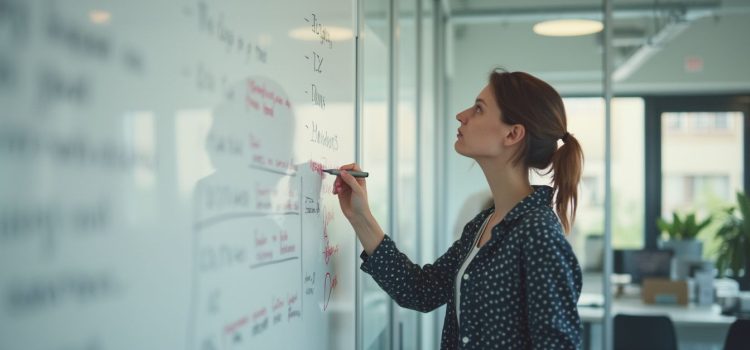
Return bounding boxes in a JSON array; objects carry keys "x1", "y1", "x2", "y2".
[{"x1": 578, "y1": 297, "x2": 737, "y2": 326}]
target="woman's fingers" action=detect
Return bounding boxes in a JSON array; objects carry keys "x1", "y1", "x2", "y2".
[
  {"x1": 339, "y1": 163, "x2": 362, "y2": 172},
  {"x1": 331, "y1": 164, "x2": 370, "y2": 220},
  {"x1": 340, "y1": 163, "x2": 366, "y2": 188},
  {"x1": 332, "y1": 163, "x2": 366, "y2": 195},
  {"x1": 334, "y1": 163, "x2": 365, "y2": 195},
  {"x1": 333, "y1": 173, "x2": 350, "y2": 195},
  {"x1": 338, "y1": 170, "x2": 362, "y2": 194}
]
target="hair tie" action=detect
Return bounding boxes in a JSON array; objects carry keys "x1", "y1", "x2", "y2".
[{"x1": 561, "y1": 132, "x2": 571, "y2": 144}]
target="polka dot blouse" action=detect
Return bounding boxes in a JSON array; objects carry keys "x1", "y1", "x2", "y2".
[{"x1": 360, "y1": 185, "x2": 582, "y2": 349}]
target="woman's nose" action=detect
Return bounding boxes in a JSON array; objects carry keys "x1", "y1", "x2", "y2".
[{"x1": 456, "y1": 110, "x2": 467, "y2": 124}]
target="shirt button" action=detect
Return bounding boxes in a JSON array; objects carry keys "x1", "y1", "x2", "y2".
[
  {"x1": 462, "y1": 336, "x2": 469, "y2": 344},
  {"x1": 463, "y1": 273, "x2": 469, "y2": 280}
]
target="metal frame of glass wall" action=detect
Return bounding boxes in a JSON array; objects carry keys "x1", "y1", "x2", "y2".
[
  {"x1": 602, "y1": 1, "x2": 614, "y2": 349},
  {"x1": 355, "y1": 0, "x2": 447, "y2": 349}
]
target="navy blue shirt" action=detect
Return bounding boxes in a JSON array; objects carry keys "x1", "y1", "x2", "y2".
[{"x1": 360, "y1": 185, "x2": 582, "y2": 349}]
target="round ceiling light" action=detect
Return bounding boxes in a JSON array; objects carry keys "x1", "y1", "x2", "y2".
[{"x1": 533, "y1": 19, "x2": 603, "y2": 37}]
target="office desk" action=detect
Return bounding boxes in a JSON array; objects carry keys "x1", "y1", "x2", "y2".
[{"x1": 578, "y1": 297, "x2": 736, "y2": 350}]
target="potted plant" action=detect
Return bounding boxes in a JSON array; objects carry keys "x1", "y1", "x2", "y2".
[
  {"x1": 657, "y1": 212, "x2": 712, "y2": 259},
  {"x1": 715, "y1": 192, "x2": 750, "y2": 289}
]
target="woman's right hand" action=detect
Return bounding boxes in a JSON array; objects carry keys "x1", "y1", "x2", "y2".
[
  {"x1": 332, "y1": 163, "x2": 371, "y2": 223},
  {"x1": 332, "y1": 163, "x2": 385, "y2": 255}
]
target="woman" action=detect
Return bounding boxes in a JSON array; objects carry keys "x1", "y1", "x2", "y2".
[{"x1": 333, "y1": 70, "x2": 584, "y2": 349}]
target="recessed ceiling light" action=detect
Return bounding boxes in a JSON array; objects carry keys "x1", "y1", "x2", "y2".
[
  {"x1": 533, "y1": 19, "x2": 603, "y2": 37},
  {"x1": 89, "y1": 10, "x2": 111, "y2": 24}
]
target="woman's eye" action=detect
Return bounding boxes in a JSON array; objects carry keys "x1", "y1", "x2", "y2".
[{"x1": 475, "y1": 105, "x2": 481, "y2": 112}]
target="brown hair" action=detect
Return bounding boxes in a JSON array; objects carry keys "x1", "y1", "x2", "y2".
[{"x1": 489, "y1": 69, "x2": 584, "y2": 234}]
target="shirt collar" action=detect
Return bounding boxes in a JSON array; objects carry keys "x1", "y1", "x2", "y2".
[{"x1": 480, "y1": 185, "x2": 554, "y2": 225}]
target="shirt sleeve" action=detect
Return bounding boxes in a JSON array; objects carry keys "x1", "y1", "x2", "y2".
[
  {"x1": 360, "y1": 233, "x2": 468, "y2": 313},
  {"x1": 521, "y1": 214, "x2": 583, "y2": 349}
]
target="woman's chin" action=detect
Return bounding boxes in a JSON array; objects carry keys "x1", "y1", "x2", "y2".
[{"x1": 454, "y1": 142, "x2": 469, "y2": 157}]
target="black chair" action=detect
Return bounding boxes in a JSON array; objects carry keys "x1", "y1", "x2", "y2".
[
  {"x1": 724, "y1": 319, "x2": 750, "y2": 350},
  {"x1": 614, "y1": 314, "x2": 678, "y2": 350}
]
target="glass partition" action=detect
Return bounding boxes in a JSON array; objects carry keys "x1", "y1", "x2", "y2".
[
  {"x1": 395, "y1": 0, "x2": 420, "y2": 348},
  {"x1": 418, "y1": 0, "x2": 438, "y2": 349},
  {"x1": 447, "y1": 1, "x2": 605, "y2": 348},
  {"x1": 361, "y1": 0, "x2": 392, "y2": 348},
  {"x1": 610, "y1": 0, "x2": 750, "y2": 349}
]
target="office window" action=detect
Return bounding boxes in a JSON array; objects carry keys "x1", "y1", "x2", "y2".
[
  {"x1": 664, "y1": 112, "x2": 736, "y2": 134},
  {"x1": 661, "y1": 112, "x2": 744, "y2": 258},
  {"x1": 663, "y1": 175, "x2": 730, "y2": 215},
  {"x1": 665, "y1": 114, "x2": 684, "y2": 131},
  {"x1": 581, "y1": 175, "x2": 601, "y2": 206},
  {"x1": 531, "y1": 97, "x2": 645, "y2": 263},
  {"x1": 690, "y1": 112, "x2": 733, "y2": 132},
  {"x1": 715, "y1": 114, "x2": 731, "y2": 129},
  {"x1": 611, "y1": 98, "x2": 646, "y2": 249}
]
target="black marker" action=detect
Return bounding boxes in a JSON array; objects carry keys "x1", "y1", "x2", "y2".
[{"x1": 322, "y1": 169, "x2": 369, "y2": 178}]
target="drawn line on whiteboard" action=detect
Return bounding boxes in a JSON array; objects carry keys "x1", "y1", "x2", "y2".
[
  {"x1": 249, "y1": 256, "x2": 299, "y2": 269},
  {"x1": 224, "y1": 316, "x2": 248, "y2": 334},
  {"x1": 195, "y1": 211, "x2": 300, "y2": 230},
  {"x1": 249, "y1": 164, "x2": 297, "y2": 177}
]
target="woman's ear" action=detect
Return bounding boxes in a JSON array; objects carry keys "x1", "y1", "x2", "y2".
[{"x1": 503, "y1": 124, "x2": 526, "y2": 146}]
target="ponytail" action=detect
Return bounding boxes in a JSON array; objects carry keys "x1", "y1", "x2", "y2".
[
  {"x1": 489, "y1": 69, "x2": 585, "y2": 235},
  {"x1": 549, "y1": 133, "x2": 584, "y2": 234}
]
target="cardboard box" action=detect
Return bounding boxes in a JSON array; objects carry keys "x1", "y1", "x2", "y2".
[{"x1": 642, "y1": 278, "x2": 689, "y2": 305}]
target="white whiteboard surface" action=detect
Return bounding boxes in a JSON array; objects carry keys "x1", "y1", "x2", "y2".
[{"x1": 0, "y1": 1, "x2": 357, "y2": 349}]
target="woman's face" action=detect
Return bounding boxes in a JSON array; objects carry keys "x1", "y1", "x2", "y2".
[{"x1": 454, "y1": 84, "x2": 519, "y2": 160}]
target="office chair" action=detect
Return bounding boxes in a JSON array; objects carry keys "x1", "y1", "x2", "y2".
[
  {"x1": 614, "y1": 314, "x2": 678, "y2": 350},
  {"x1": 724, "y1": 319, "x2": 750, "y2": 350}
]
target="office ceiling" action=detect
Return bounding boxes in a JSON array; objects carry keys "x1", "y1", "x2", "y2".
[{"x1": 447, "y1": 0, "x2": 750, "y2": 94}]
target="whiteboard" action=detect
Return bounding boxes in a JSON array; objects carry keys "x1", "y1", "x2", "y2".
[{"x1": 0, "y1": 1, "x2": 357, "y2": 349}]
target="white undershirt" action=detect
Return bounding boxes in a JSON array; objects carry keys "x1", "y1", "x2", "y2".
[{"x1": 455, "y1": 212, "x2": 491, "y2": 327}]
